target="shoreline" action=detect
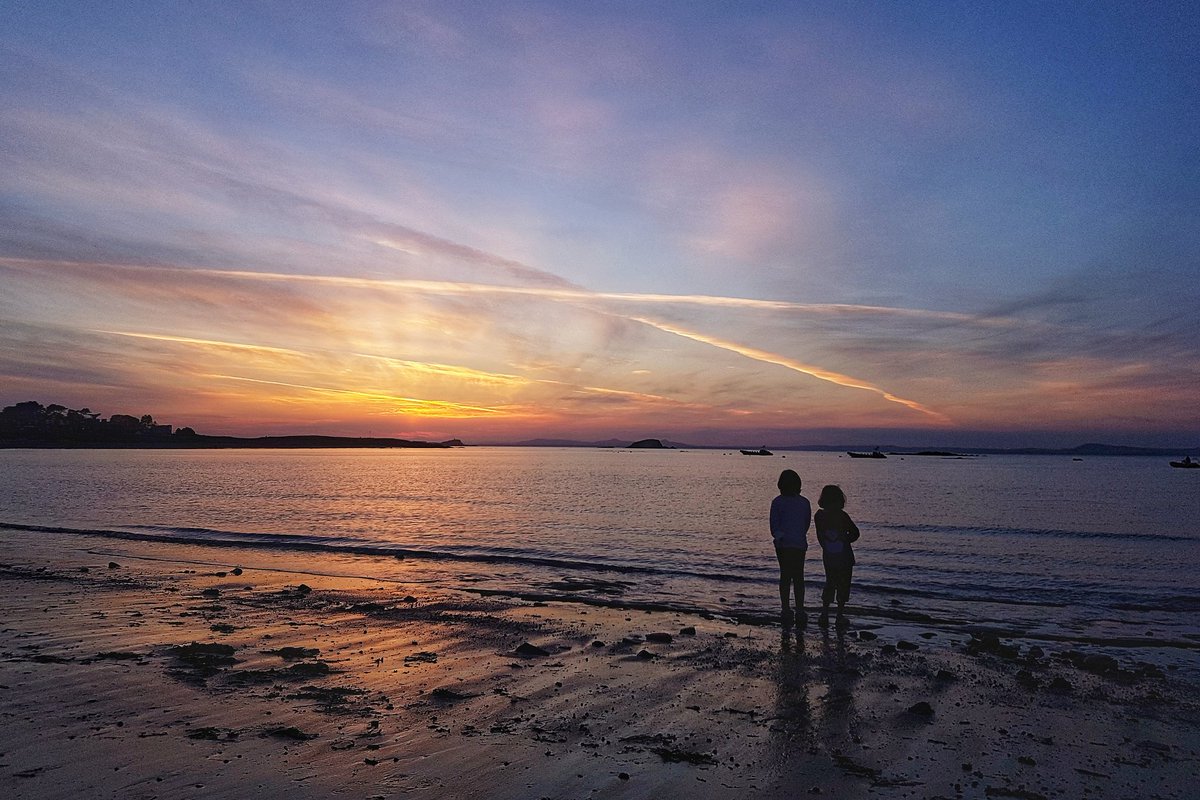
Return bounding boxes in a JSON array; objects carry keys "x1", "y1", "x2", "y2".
[
  {"x1": 3, "y1": 441, "x2": 1196, "y2": 456},
  {"x1": 3, "y1": 529, "x2": 1198, "y2": 798},
  {"x1": 0, "y1": 436, "x2": 456, "y2": 450},
  {"x1": 3, "y1": 520, "x2": 1197, "y2": 677}
]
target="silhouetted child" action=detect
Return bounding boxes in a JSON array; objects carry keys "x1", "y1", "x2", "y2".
[
  {"x1": 769, "y1": 469, "x2": 812, "y2": 625},
  {"x1": 815, "y1": 484, "x2": 859, "y2": 627}
]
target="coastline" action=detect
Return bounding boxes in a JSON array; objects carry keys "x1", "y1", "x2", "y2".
[
  {"x1": 0, "y1": 435, "x2": 459, "y2": 450},
  {"x1": 2, "y1": 528, "x2": 1197, "y2": 798}
]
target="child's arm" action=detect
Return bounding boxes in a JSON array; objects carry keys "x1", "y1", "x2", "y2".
[
  {"x1": 842, "y1": 513, "x2": 860, "y2": 543},
  {"x1": 814, "y1": 510, "x2": 835, "y2": 547}
]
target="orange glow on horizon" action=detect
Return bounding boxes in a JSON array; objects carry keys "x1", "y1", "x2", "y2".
[{"x1": 3, "y1": 255, "x2": 1190, "y2": 442}]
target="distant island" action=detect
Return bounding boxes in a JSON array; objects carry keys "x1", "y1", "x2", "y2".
[
  {"x1": 500, "y1": 437, "x2": 692, "y2": 449},
  {"x1": 0, "y1": 401, "x2": 460, "y2": 449},
  {"x1": 877, "y1": 443, "x2": 1195, "y2": 457},
  {"x1": 487, "y1": 437, "x2": 1195, "y2": 458}
]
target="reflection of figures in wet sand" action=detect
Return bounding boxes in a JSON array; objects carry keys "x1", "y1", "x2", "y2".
[
  {"x1": 770, "y1": 469, "x2": 812, "y2": 627},
  {"x1": 769, "y1": 621, "x2": 864, "y2": 786},
  {"x1": 772, "y1": 625, "x2": 811, "y2": 743},
  {"x1": 815, "y1": 485, "x2": 860, "y2": 628},
  {"x1": 815, "y1": 623, "x2": 860, "y2": 749}
]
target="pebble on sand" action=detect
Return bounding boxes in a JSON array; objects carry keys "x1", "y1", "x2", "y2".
[
  {"x1": 907, "y1": 701, "x2": 934, "y2": 718},
  {"x1": 514, "y1": 642, "x2": 550, "y2": 657}
]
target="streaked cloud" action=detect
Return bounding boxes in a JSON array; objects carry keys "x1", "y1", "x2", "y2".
[
  {"x1": 0, "y1": 256, "x2": 996, "y2": 323},
  {"x1": 201, "y1": 374, "x2": 506, "y2": 418},
  {"x1": 627, "y1": 317, "x2": 951, "y2": 423},
  {"x1": 101, "y1": 330, "x2": 530, "y2": 388}
]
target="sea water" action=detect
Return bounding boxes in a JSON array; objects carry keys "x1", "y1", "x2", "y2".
[{"x1": 2, "y1": 447, "x2": 1197, "y2": 670}]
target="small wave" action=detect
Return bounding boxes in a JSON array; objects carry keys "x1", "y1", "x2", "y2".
[
  {"x1": 846, "y1": 580, "x2": 1069, "y2": 609},
  {"x1": 872, "y1": 522, "x2": 1196, "y2": 543},
  {"x1": 7, "y1": 520, "x2": 1192, "y2": 621},
  {"x1": 0, "y1": 520, "x2": 764, "y2": 585},
  {"x1": 1111, "y1": 595, "x2": 1200, "y2": 613}
]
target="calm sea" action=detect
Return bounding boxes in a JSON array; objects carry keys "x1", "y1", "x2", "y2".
[{"x1": 2, "y1": 447, "x2": 1197, "y2": 668}]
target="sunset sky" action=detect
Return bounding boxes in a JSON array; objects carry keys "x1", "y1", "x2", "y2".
[{"x1": 2, "y1": 2, "x2": 1197, "y2": 447}]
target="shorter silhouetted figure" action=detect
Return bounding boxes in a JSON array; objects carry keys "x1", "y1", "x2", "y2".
[
  {"x1": 770, "y1": 469, "x2": 812, "y2": 626},
  {"x1": 815, "y1": 484, "x2": 860, "y2": 628}
]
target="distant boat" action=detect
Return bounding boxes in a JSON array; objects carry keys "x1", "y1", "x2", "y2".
[
  {"x1": 1170, "y1": 457, "x2": 1199, "y2": 469},
  {"x1": 740, "y1": 447, "x2": 773, "y2": 456},
  {"x1": 847, "y1": 449, "x2": 886, "y2": 459}
]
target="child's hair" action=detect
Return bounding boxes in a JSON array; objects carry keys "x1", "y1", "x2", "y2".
[
  {"x1": 777, "y1": 469, "x2": 802, "y2": 496},
  {"x1": 818, "y1": 484, "x2": 846, "y2": 510}
]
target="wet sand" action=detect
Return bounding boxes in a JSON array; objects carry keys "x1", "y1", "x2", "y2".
[{"x1": 2, "y1": 529, "x2": 1197, "y2": 799}]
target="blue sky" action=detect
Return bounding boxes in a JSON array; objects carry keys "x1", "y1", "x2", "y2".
[{"x1": 1, "y1": 1, "x2": 1197, "y2": 446}]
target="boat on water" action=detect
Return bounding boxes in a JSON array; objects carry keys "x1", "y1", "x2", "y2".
[
  {"x1": 847, "y1": 449, "x2": 886, "y2": 459},
  {"x1": 740, "y1": 447, "x2": 773, "y2": 456},
  {"x1": 1170, "y1": 457, "x2": 1199, "y2": 469}
]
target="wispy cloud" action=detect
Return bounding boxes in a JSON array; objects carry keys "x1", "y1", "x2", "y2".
[
  {"x1": 627, "y1": 316, "x2": 951, "y2": 423},
  {"x1": 5, "y1": 255, "x2": 961, "y2": 419},
  {"x1": 100, "y1": 329, "x2": 531, "y2": 388},
  {"x1": 3, "y1": 256, "x2": 992, "y2": 322},
  {"x1": 201, "y1": 374, "x2": 506, "y2": 418}
]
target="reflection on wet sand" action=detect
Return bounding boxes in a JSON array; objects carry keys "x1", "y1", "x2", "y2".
[
  {"x1": 815, "y1": 625, "x2": 860, "y2": 744},
  {"x1": 772, "y1": 625, "x2": 811, "y2": 741},
  {"x1": 769, "y1": 622, "x2": 870, "y2": 789}
]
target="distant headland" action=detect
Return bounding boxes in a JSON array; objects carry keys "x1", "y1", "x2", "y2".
[
  {"x1": 489, "y1": 437, "x2": 1196, "y2": 458},
  {"x1": 0, "y1": 401, "x2": 461, "y2": 449}
]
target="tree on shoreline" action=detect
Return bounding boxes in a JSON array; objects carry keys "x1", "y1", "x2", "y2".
[
  {"x1": 0, "y1": 401, "x2": 175, "y2": 444},
  {"x1": 0, "y1": 401, "x2": 456, "y2": 449}
]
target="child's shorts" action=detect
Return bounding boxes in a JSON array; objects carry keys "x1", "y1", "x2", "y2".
[{"x1": 774, "y1": 546, "x2": 807, "y2": 575}]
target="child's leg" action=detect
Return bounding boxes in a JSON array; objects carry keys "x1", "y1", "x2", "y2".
[
  {"x1": 833, "y1": 567, "x2": 852, "y2": 628},
  {"x1": 837, "y1": 565, "x2": 853, "y2": 608},
  {"x1": 774, "y1": 548, "x2": 792, "y2": 611},
  {"x1": 792, "y1": 561, "x2": 804, "y2": 613},
  {"x1": 817, "y1": 562, "x2": 832, "y2": 624}
]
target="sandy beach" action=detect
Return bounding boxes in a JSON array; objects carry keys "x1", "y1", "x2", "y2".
[{"x1": 2, "y1": 527, "x2": 1197, "y2": 800}]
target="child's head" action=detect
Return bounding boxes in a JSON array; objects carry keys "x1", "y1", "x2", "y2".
[
  {"x1": 777, "y1": 469, "x2": 802, "y2": 496},
  {"x1": 818, "y1": 484, "x2": 846, "y2": 510}
]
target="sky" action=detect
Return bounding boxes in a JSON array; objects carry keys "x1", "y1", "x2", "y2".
[{"x1": 1, "y1": 1, "x2": 1197, "y2": 447}]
